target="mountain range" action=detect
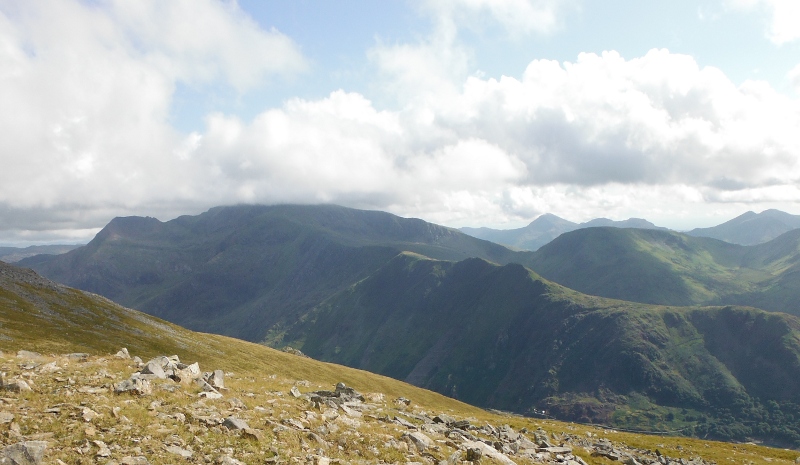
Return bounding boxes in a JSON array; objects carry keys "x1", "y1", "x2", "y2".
[
  {"x1": 0, "y1": 244, "x2": 80, "y2": 263},
  {"x1": 460, "y1": 209, "x2": 800, "y2": 251},
  {"x1": 460, "y1": 214, "x2": 666, "y2": 251},
  {"x1": 18, "y1": 203, "x2": 800, "y2": 446}
]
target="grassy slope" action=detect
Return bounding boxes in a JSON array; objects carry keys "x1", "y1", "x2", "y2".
[
  {"x1": 528, "y1": 227, "x2": 800, "y2": 315},
  {"x1": 0, "y1": 260, "x2": 476, "y2": 413}
]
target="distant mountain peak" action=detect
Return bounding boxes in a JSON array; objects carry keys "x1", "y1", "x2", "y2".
[{"x1": 687, "y1": 209, "x2": 800, "y2": 245}]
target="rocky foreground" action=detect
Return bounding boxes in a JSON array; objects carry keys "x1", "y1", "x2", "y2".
[{"x1": 0, "y1": 348, "x2": 772, "y2": 464}]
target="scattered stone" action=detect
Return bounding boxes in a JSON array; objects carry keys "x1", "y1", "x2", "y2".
[
  {"x1": 242, "y1": 428, "x2": 263, "y2": 441},
  {"x1": 93, "y1": 440, "x2": 111, "y2": 458},
  {"x1": 282, "y1": 347, "x2": 309, "y2": 358},
  {"x1": 289, "y1": 386, "x2": 301, "y2": 398},
  {"x1": 222, "y1": 417, "x2": 250, "y2": 431},
  {"x1": 462, "y1": 440, "x2": 516, "y2": 465},
  {"x1": 204, "y1": 370, "x2": 225, "y2": 389},
  {"x1": 82, "y1": 407, "x2": 100, "y2": 422},
  {"x1": 1, "y1": 378, "x2": 32, "y2": 393},
  {"x1": 140, "y1": 360, "x2": 166, "y2": 379},
  {"x1": 120, "y1": 457, "x2": 149, "y2": 465},
  {"x1": 164, "y1": 445, "x2": 193, "y2": 458},
  {"x1": 115, "y1": 348, "x2": 130, "y2": 359},
  {"x1": 1, "y1": 441, "x2": 48, "y2": 465},
  {"x1": 114, "y1": 377, "x2": 152, "y2": 396},
  {"x1": 217, "y1": 456, "x2": 245, "y2": 465},
  {"x1": 65, "y1": 353, "x2": 89, "y2": 362},
  {"x1": 402, "y1": 431, "x2": 434, "y2": 453},
  {"x1": 16, "y1": 350, "x2": 41, "y2": 360},
  {"x1": 0, "y1": 412, "x2": 14, "y2": 424}
]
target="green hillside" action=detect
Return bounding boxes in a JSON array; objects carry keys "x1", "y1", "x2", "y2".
[
  {"x1": 281, "y1": 252, "x2": 800, "y2": 445},
  {"x1": 528, "y1": 227, "x2": 800, "y2": 315}
]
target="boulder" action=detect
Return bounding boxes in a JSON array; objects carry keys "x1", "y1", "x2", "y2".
[
  {"x1": 140, "y1": 361, "x2": 167, "y2": 379},
  {"x1": 1, "y1": 441, "x2": 48, "y2": 465},
  {"x1": 222, "y1": 417, "x2": 250, "y2": 431},
  {"x1": 114, "y1": 378, "x2": 152, "y2": 395},
  {"x1": 205, "y1": 370, "x2": 225, "y2": 389},
  {"x1": 402, "y1": 431, "x2": 433, "y2": 453}
]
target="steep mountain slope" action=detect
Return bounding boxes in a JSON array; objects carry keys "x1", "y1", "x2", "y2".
[
  {"x1": 282, "y1": 253, "x2": 800, "y2": 445},
  {"x1": 527, "y1": 227, "x2": 800, "y2": 315},
  {"x1": 3, "y1": 263, "x2": 795, "y2": 465},
  {"x1": 21, "y1": 204, "x2": 535, "y2": 341},
  {"x1": 686, "y1": 209, "x2": 800, "y2": 245},
  {"x1": 460, "y1": 214, "x2": 665, "y2": 251}
]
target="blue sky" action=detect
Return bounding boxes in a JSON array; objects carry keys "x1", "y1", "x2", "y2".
[{"x1": 1, "y1": 0, "x2": 799, "y2": 245}]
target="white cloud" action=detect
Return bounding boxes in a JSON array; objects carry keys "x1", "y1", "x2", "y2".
[
  {"x1": 3, "y1": 1, "x2": 800, "y2": 241},
  {"x1": 789, "y1": 63, "x2": 800, "y2": 93},
  {"x1": 107, "y1": 0, "x2": 307, "y2": 91},
  {"x1": 418, "y1": 0, "x2": 575, "y2": 36},
  {"x1": 167, "y1": 48, "x2": 800, "y2": 230},
  {"x1": 726, "y1": 0, "x2": 800, "y2": 44},
  {"x1": 0, "y1": 0, "x2": 306, "y2": 238}
]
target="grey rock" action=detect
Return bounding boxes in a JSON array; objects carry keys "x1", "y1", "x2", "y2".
[
  {"x1": 540, "y1": 446, "x2": 573, "y2": 454},
  {"x1": 114, "y1": 377, "x2": 152, "y2": 395},
  {"x1": 222, "y1": 417, "x2": 250, "y2": 431},
  {"x1": 217, "y1": 457, "x2": 245, "y2": 465},
  {"x1": 140, "y1": 361, "x2": 166, "y2": 379},
  {"x1": 2, "y1": 379, "x2": 32, "y2": 393},
  {"x1": 462, "y1": 440, "x2": 516, "y2": 465},
  {"x1": 120, "y1": 457, "x2": 150, "y2": 465},
  {"x1": 172, "y1": 362, "x2": 201, "y2": 384},
  {"x1": 433, "y1": 413, "x2": 456, "y2": 425},
  {"x1": 164, "y1": 445, "x2": 193, "y2": 458},
  {"x1": 205, "y1": 370, "x2": 225, "y2": 389},
  {"x1": 402, "y1": 431, "x2": 433, "y2": 453},
  {"x1": 16, "y1": 350, "x2": 41, "y2": 360},
  {"x1": 115, "y1": 348, "x2": 130, "y2": 359},
  {"x1": 1, "y1": 441, "x2": 48, "y2": 465}
]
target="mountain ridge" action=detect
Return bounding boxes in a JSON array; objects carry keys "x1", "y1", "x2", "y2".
[
  {"x1": 460, "y1": 209, "x2": 800, "y2": 251},
  {"x1": 526, "y1": 226, "x2": 800, "y2": 315}
]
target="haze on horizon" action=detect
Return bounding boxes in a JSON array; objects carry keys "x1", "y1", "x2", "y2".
[{"x1": 1, "y1": 0, "x2": 799, "y2": 246}]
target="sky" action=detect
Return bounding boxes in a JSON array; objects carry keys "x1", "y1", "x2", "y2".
[{"x1": 1, "y1": 0, "x2": 800, "y2": 246}]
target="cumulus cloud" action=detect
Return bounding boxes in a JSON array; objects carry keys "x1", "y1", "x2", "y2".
[
  {"x1": 3, "y1": 1, "x2": 800, "y2": 242},
  {"x1": 179, "y1": 49, "x2": 800, "y2": 228},
  {"x1": 726, "y1": 0, "x2": 800, "y2": 44},
  {"x1": 0, "y1": 0, "x2": 306, "y2": 242}
]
